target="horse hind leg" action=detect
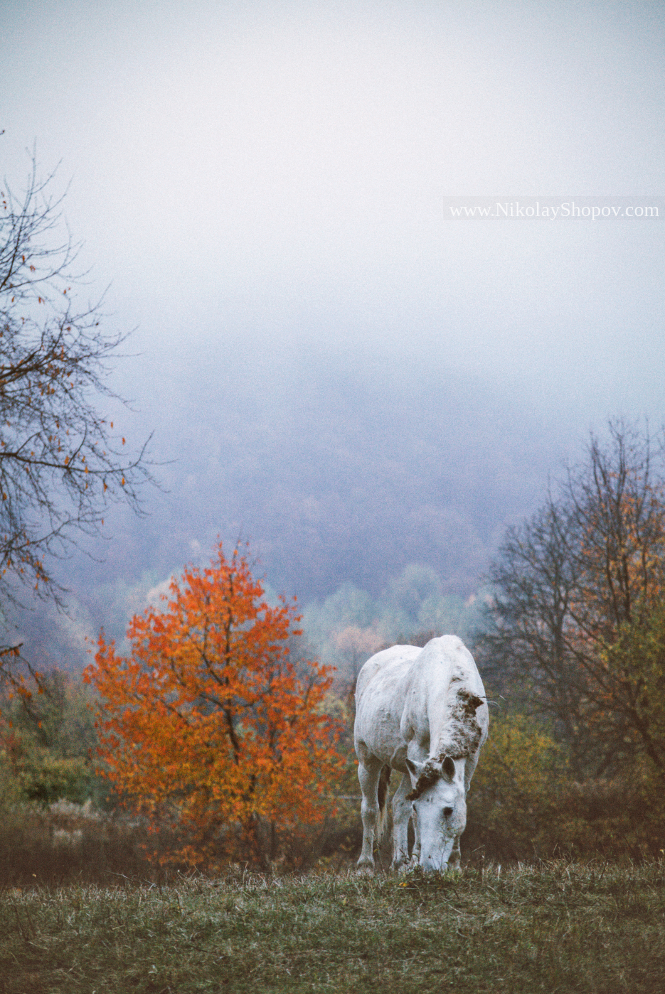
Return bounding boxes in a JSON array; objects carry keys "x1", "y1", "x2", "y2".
[
  {"x1": 377, "y1": 764, "x2": 391, "y2": 839},
  {"x1": 357, "y1": 760, "x2": 386, "y2": 874}
]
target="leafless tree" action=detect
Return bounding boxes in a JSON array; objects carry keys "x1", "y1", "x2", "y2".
[
  {"x1": 477, "y1": 419, "x2": 665, "y2": 778},
  {"x1": 0, "y1": 154, "x2": 155, "y2": 684}
]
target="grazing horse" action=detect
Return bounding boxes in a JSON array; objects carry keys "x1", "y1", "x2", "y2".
[{"x1": 354, "y1": 635, "x2": 488, "y2": 873}]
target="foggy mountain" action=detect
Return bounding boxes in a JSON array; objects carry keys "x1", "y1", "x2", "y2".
[
  {"x1": 10, "y1": 344, "x2": 577, "y2": 673},
  {"x1": 2, "y1": 1, "x2": 662, "y2": 676},
  {"x1": 123, "y1": 345, "x2": 564, "y2": 597}
]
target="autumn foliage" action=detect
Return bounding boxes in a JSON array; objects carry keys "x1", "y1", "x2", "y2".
[
  {"x1": 481, "y1": 420, "x2": 665, "y2": 784},
  {"x1": 84, "y1": 543, "x2": 344, "y2": 868}
]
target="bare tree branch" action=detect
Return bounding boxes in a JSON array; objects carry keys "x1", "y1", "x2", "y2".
[
  {"x1": 0, "y1": 152, "x2": 157, "y2": 643},
  {"x1": 477, "y1": 418, "x2": 665, "y2": 779}
]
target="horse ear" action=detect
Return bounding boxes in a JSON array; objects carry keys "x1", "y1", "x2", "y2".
[
  {"x1": 405, "y1": 757, "x2": 423, "y2": 784},
  {"x1": 442, "y1": 755, "x2": 456, "y2": 781}
]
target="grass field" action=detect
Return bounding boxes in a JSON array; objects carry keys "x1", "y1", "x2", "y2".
[{"x1": 2, "y1": 861, "x2": 664, "y2": 993}]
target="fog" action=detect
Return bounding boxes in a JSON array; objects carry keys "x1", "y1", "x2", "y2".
[{"x1": 1, "y1": 0, "x2": 663, "y2": 671}]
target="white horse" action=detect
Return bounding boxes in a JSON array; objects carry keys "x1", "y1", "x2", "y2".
[{"x1": 354, "y1": 635, "x2": 488, "y2": 873}]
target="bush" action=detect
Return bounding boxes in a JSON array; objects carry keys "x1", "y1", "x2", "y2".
[
  {"x1": 0, "y1": 800, "x2": 157, "y2": 886},
  {"x1": 10, "y1": 747, "x2": 93, "y2": 806},
  {"x1": 465, "y1": 711, "x2": 665, "y2": 863},
  {"x1": 0, "y1": 668, "x2": 107, "y2": 809}
]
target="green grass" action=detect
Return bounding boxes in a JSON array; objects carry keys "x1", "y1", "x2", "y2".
[{"x1": 2, "y1": 861, "x2": 665, "y2": 993}]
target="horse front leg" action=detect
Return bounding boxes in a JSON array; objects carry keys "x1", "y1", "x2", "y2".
[
  {"x1": 448, "y1": 835, "x2": 462, "y2": 871},
  {"x1": 412, "y1": 805, "x2": 421, "y2": 866},
  {"x1": 357, "y1": 760, "x2": 381, "y2": 874},
  {"x1": 391, "y1": 774, "x2": 412, "y2": 871}
]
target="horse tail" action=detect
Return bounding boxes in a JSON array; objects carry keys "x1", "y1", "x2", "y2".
[{"x1": 376, "y1": 764, "x2": 392, "y2": 840}]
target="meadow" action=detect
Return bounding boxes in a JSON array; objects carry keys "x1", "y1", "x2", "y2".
[{"x1": 2, "y1": 860, "x2": 665, "y2": 994}]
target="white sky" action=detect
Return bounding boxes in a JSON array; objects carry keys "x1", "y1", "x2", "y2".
[
  {"x1": 3, "y1": 1, "x2": 663, "y2": 409},
  {"x1": 1, "y1": 0, "x2": 665, "y2": 620}
]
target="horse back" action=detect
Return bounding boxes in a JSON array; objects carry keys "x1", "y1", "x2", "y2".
[
  {"x1": 354, "y1": 636, "x2": 487, "y2": 771},
  {"x1": 354, "y1": 645, "x2": 420, "y2": 768}
]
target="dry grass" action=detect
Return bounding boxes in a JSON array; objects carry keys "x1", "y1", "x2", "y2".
[
  {"x1": 2, "y1": 860, "x2": 665, "y2": 993},
  {"x1": 0, "y1": 800, "x2": 158, "y2": 887}
]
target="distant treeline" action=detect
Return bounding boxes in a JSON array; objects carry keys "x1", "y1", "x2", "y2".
[{"x1": 3, "y1": 418, "x2": 664, "y2": 881}]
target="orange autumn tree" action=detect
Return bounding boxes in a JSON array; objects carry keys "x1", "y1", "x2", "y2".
[{"x1": 84, "y1": 542, "x2": 344, "y2": 868}]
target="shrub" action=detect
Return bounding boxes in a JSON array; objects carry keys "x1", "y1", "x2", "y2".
[{"x1": 465, "y1": 711, "x2": 665, "y2": 862}]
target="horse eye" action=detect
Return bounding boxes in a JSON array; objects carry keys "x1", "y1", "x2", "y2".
[{"x1": 443, "y1": 807, "x2": 453, "y2": 818}]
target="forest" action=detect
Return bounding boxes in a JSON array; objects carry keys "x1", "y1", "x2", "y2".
[{"x1": 2, "y1": 419, "x2": 665, "y2": 885}]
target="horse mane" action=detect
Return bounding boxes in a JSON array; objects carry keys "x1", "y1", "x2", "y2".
[
  {"x1": 406, "y1": 758, "x2": 442, "y2": 801},
  {"x1": 406, "y1": 682, "x2": 485, "y2": 802},
  {"x1": 436, "y1": 683, "x2": 485, "y2": 761}
]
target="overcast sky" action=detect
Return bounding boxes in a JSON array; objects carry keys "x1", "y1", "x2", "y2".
[{"x1": 2, "y1": 0, "x2": 664, "y2": 661}]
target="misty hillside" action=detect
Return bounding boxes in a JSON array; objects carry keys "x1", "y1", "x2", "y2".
[
  {"x1": 96, "y1": 345, "x2": 570, "y2": 598},
  {"x1": 3, "y1": 2, "x2": 662, "y2": 679},
  {"x1": 11, "y1": 347, "x2": 572, "y2": 673}
]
